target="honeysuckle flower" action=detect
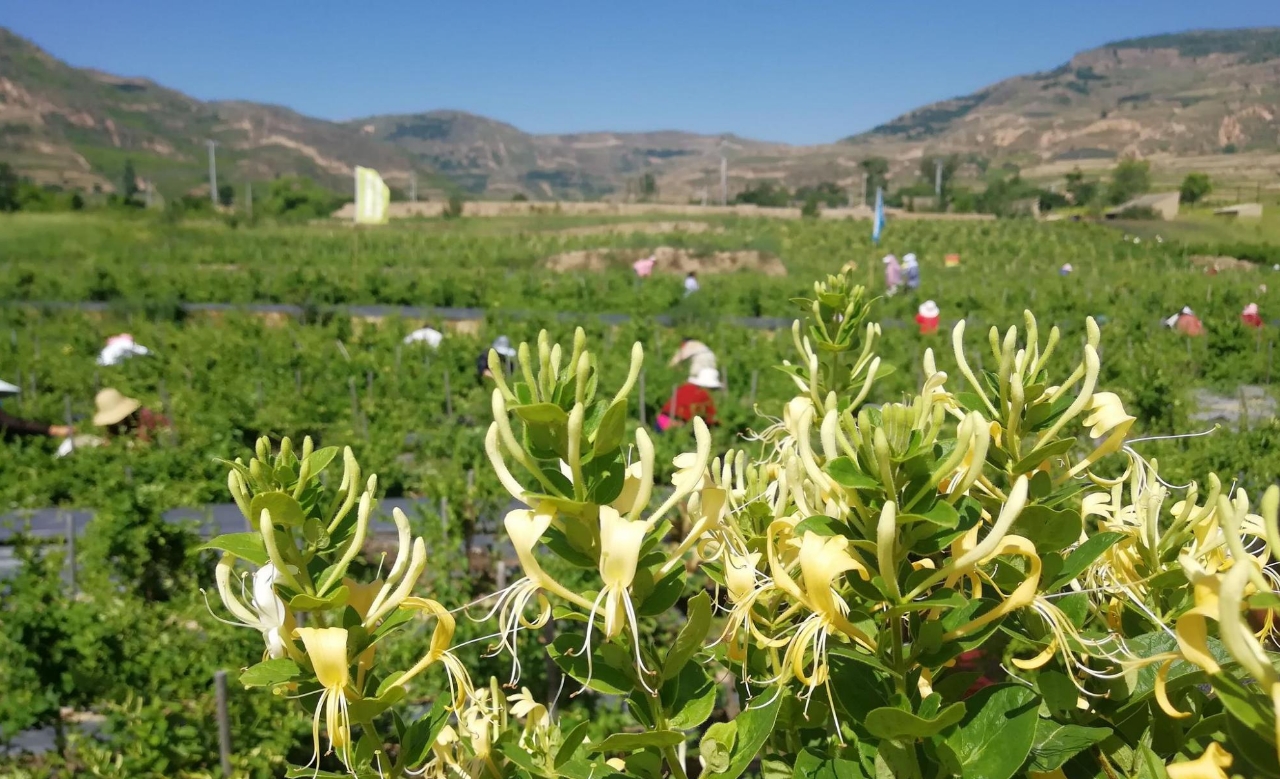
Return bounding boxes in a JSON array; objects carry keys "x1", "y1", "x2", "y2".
[
  {"x1": 765, "y1": 525, "x2": 875, "y2": 717},
  {"x1": 1068, "y1": 392, "x2": 1136, "y2": 477},
  {"x1": 1217, "y1": 562, "x2": 1280, "y2": 761},
  {"x1": 1166, "y1": 743, "x2": 1233, "y2": 779},
  {"x1": 393, "y1": 597, "x2": 475, "y2": 708},
  {"x1": 209, "y1": 556, "x2": 296, "y2": 661},
  {"x1": 508, "y1": 687, "x2": 550, "y2": 749},
  {"x1": 295, "y1": 627, "x2": 353, "y2": 765}
]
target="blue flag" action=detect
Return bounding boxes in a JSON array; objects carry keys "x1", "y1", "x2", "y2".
[{"x1": 872, "y1": 187, "x2": 885, "y2": 245}]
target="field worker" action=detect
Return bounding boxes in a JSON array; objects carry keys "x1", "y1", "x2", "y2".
[
  {"x1": 1242, "y1": 303, "x2": 1264, "y2": 329},
  {"x1": 477, "y1": 335, "x2": 517, "y2": 381},
  {"x1": 915, "y1": 300, "x2": 940, "y2": 335},
  {"x1": 683, "y1": 270, "x2": 700, "y2": 296},
  {"x1": 1060, "y1": 263, "x2": 1074, "y2": 276},
  {"x1": 657, "y1": 368, "x2": 720, "y2": 431},
  {"x1": 882, "y1": 254, "x2": 902, "y2": 296},
  {"x1": 633, "y1": 255, "x2": 657, "y2": 278},
  {"x1": 403, "y1": 326, "x2": 444, "y2": 347},
  {"x1": 96, "y1": 333, "x2": 151, "y2": 367},
  {"x1": 901, "y1": 253, "x2": 920, "y2": 290},
  {"x1": 669, "y1": 337, "x2": 717, "y2": 378},
  {"x1": 1164, "y1": 307, "x2": 1203, "y2": 337},
  {"x1": 0, "y1": 379, "x2": 74, "y2": 440},
  {"x1": 93, "y1": 388, "x2": 170, "y2": 444}
]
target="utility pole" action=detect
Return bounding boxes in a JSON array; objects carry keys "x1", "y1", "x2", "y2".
[
  {"x1": 720, "y1": 154, "x2": 728, "y2": 206},
  {"x1": 245, "y1": 182, "x2": 253, "y2": 219},
  {"x1": 205, "y1": 140, "x2": 218, "y2": 209},
  {"x1": 934, "y1": 159, "x2": 943, "y2": 198},
  {"x1": 410, "y1": 171, "x2": 417, "y2": 203},
  {"x1": 862, "y1": 172, "x2": 868, "y2": 207}
]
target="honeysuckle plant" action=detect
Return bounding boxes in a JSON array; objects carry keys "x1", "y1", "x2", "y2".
[{"x1": 208, "y1": 271, "x2": 1280, "y2": 779}]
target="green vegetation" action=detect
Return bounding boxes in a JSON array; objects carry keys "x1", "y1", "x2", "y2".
[
  {"x1": 3, "y1": 209, "x2": 1280, "y2": 776},
  {"x1": 1180, "y1": 172, "x2": 1213, "y2": 204},
  {"x1": 1106, "y1": 158, "x2": 1151, "y2": 205}
]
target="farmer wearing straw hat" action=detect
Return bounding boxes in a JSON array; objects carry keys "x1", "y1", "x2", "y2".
[
  {"x1": 0, "y1": 379, "x2": 74, "y2": 439},
  {"x1": 1242, "y1": 303, "x2": 1264, "y2": 329},
  {"x1": 657, "y1": 367, "x2": 720, "y2": 431},
  {"x1": 93, "y1": 388, "x2": 169, "y2": 443}
]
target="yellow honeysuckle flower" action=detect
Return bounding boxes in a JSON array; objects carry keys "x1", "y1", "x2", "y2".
[
  {"x1": 1068, "y1": 392, "x2": 1135, "y2": 477},
  {"x1": 393, "y1": 597, "x2": 474, "y2": 709},
  {"x1": 597, "y1": 506, "x2": 647, "y2": 640},
  {"x1": 725, "y1": 550, "x2": 763, "y2": 604},
  {"x1": 1166, "y1": 743, "x2": 1233, "y2": 779},
  {"x1": 1217, "y1": 563, "x2": 1280, "y2": 763},
  {"x1": 295, "y1": 627, "x2": 353, "y2": 764},
  {"x1": 942, "y1": 536, "x2": 1040, "y2": 641},
  {"x1": 507, "y1": 687, "x2": 550, "y2": 748}
]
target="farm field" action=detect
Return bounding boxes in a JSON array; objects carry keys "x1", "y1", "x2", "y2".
[{"x1": 4, "y1": 210, "x2": 1280, "y2": 777}]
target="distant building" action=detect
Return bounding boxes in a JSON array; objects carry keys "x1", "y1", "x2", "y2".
[
  {"x1": 1105, "y1": 192, "x2": 1181, "y2": 221},
  {"x1": 1213, "y1": 203, "x2": 1264, "y2": 219}
]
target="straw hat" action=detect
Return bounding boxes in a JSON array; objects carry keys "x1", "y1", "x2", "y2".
[
  {"x1": 1244, "y1": 303, "x2": 1260, "y2": 316},
  {"x1": 918, "y1": 300, "x2": 940, "y2": 318},
  {"x1": 93, "y1": 388, "x2": 141, "y2": 427},
  {"x1": 0, "y1": 379, "x2": 19, "y2": 397},
  {"x1": 690, "y1": 367, "x2": 722, "y2": 389},
  {"x1": 882, "y1": 254, "x2": 897, "y2": 264}
]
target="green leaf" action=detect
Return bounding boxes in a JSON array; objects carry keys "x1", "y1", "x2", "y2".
[
  {"x1": 1047, "y1": 531, "x2": 1124, "y2": 589},
  {"x1": 827, "y1": 457, "x2": 879, "y2": 489},
  {"x1": 589, "y1": 729, "x2": 683, "y2": 754},
  {"x1": 555, "y1": 720, "x2": 592, "y2": 768},
  {"x1": 864, "y1": 703, "x2": 965, "y2": 740},
  {"x1": 513, "y1": 402, "x2": 570, "y2": 425},
  {"x1": 250, "y1": 491, "x2": 307, "y2": 527},
  {"x1": 943, "y1": 684, "x2": 1040, "y2": 779},
  {"x1": 874, "y1": 739, "x2": 923, "y2": 779},
  {"x1": 1011, "y1": 438, "x2": 1077, "y2": 474},
  {"x1": 197, "y1": 532, "x2": 269, "y2": 566},
  {"x1": 794, "y1": 748, "x2": 870, "y2": 779},
  {"x1": 700, "y1": 691, "x2": 783, "y2": 778},
  {"x1": 1037, "y1": 670, "x2": 1078, "y2": 720},
  {"x1": 239, "y1": 658, "x2": 300, "y2": 688},
  {"x1": 700, "y1": 721, "x2": 736, "y2": 774},
  {"x1": 547, "y1": 632, "x2": 634, "y2": 695},
  {"x1": 346, "y1": 684, "x2": 406, "y2": 722},
  {"x1": 591, "y1": 399, "x2": 628, "y2": 455},
  {"x1": 663, "y1": 592, "x2": 712, "y2": 679},
  {"x1": 636, "y1": 567, "x2": 685, "y2": 617},
  {"x1": 899, "y1": 500, "x2": 960, "y2": 529},
  {"x1": 303, "y1": 446, "x2": 340, "y2": 478},
  {"x1": 400, "y1": 703, "x2": 451, "y2": 773},
  {"x1": 1009, "y1": 505, "x2": 1082, "y2": 554},
  {"x1": 1028, "y1": 721, "x2": 1111, "y2": 772},
  {"x1": 663, "y1": 662, "x2": 718, "y2": 730},
  {"x1": 289, "y1": 585, "x2": 349, "y2": 611},
  {"x1": 794, "y1": 515, "x2": 854, "y2": 538}
]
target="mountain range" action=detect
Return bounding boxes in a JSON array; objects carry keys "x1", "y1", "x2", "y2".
[{"x1": 1, "y1": 26, "x2": 1278, "y2": 201}]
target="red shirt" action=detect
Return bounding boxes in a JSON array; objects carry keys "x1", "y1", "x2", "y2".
[
  {"x1": 916, "y1": 314, "x2": 940, "y2": 335},
  {"x1": 1243, "y1": 313, "x2": 1264, "y2": 329},
  {"x1": 662, "y1": 383, "x2": 718, "y2": 426},
  {"x1": 1176, "y1": 315, "x2": 1204, "y2": 337}
]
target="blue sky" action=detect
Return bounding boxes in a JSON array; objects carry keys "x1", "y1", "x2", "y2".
[{"x1": 4, "y1": 1, "x2": 1277, "y2": 144}]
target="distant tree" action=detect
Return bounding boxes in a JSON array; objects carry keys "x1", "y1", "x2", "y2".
[
  {"x1": 860, "y1": 157, "x2": 890, "y2": 196},
  {"x1": 732, "y1": 182, "x2": 791, "y2": 208},
  {"x1": 1180, "y1": 172, "x2": 1212, "y2": 204},
  {"x1": 639, "y1": 172, "x2": 657, "y2": 201},
  {"x1": 1222, "y1": 143, "x2": 1238, "y2": 154},
  {"x1": 261, "y1": 176, "x2": 342, "y2": 220},
  {"x1": 217, "y1": 183, "x2": 235, "y2": 207},
  {"x1": 1106, "y1": 158, "x2": 1151, "y2": 205},
  {"x1": 511, "y1": 193, "x2": 529, "y2": 202},
  {"x1": 69, "y1": 192, "x2": 85, "y2": 211},
  {"x1": 794, "y1": 182, "x2": 848, "y2": 208},
  {"x1": 0, "y1": 163, "x2": 18, "y2": 212},
  {"x1": 444, "y1": 194, "x2": 465, "y2": 219},
  {"x1": 800, "y1": 196, "x2": 821, "y2": 219},
  {"x1": 121, "y1": 159, "x2": 139, "y2": 202},
  {"x1": 1064, "y1": 168, "x2": 1099, "y2": 206}
]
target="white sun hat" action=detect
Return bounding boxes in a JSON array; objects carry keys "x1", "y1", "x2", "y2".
[
  {"x1": 492, "y1": 335, "x2": 517, "y2": 358},
  {"x1": 918, "y1": 300, "x2": 939, "y2": 318},
  {"x1": 690, "y1": 367, "x2": 722, "y2": 389}
]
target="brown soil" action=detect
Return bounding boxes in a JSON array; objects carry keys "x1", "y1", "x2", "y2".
[
  {"x1": 1189, "y1": 255, "x2": 1256, "y2": 272},
  {"x1": 544, "y1": 246, "x2": 787, "y2": 276},
  {"x1": 553, "y1": 221, "x2": 721, "y2": 237}
]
